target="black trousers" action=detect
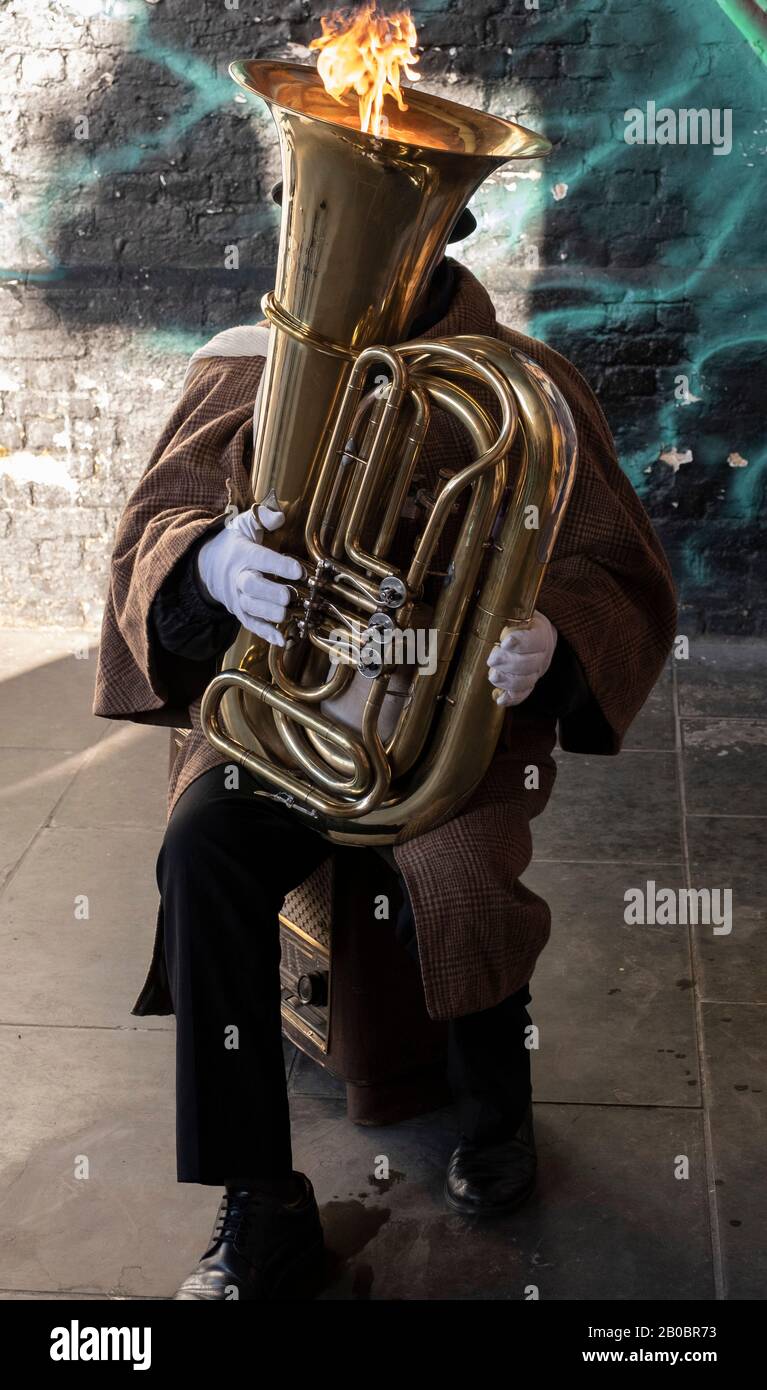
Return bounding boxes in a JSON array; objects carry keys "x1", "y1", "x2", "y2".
[{"x1": 158, "y1": 764, "x2": 533, "y2": 1185}]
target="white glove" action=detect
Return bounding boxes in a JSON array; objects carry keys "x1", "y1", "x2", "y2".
[
  {"x1": 487, "y1": 610, "x2": 558, "y2": 707},
  {"x1": 197, "y1": 503, "x2": 304, "y2": 648}
]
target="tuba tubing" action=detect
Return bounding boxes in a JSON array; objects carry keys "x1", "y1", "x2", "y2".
[{"x1": 200, "y1": 60, "x2": 577, "y2": 845}]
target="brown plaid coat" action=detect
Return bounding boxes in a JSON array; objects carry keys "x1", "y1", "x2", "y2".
[{"x1": 94, "y1": 262, "x2": 677, "y2": 1021}]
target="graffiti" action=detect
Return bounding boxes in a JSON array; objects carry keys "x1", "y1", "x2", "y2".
[{"x1": 2, "y1": 0, "x2": 765, "y2": 622}]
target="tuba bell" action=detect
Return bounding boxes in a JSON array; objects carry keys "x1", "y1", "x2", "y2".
[{"x1": 200, "y1": 58, "x2": 578, "y2": 846}]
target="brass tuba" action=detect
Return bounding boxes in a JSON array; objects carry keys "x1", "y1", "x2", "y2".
[{"x1": 200, "y1": 59, "x2": 578, "y2": 846}]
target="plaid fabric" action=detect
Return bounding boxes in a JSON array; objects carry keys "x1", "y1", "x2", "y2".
[{"x1": 94, "y1": 261, "x2": 677, "y2": 1020}]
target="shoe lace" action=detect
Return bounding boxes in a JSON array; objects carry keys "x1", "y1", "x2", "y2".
[{"x1": 210, "y1": 1190, "x2": 265, "y2": 1249}]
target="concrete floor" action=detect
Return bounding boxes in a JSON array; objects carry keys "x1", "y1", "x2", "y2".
[{"x1": 0, "y1": 630, "x2": 764, "y2": 1301}]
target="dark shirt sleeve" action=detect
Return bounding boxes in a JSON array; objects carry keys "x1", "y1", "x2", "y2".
[
  {"x1": 151, "y1": 526, "x2": 240, "y2": 662},
  {"x1": 516, "y1": 632, "x2": 594, "y2": 720}
]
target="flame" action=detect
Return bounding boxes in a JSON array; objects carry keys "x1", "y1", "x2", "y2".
[{"x1": 309, "y1": 4, "x2": 421, "y2": 137}]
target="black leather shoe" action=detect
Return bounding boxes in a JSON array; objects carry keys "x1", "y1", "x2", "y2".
[
  {"x1": 172, "y1": 1173, "x2": 324, "y2": 1300},
  {"x1": 444, "y1": 1104, "x2": 537, "y2": 1217}
]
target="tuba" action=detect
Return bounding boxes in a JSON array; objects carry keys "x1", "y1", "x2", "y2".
[{"x1": 200, "y1": 59, "x2": 578, "y2": 846}]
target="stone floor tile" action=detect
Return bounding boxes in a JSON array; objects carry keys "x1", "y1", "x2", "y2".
[
  {"x1": 533, "y1": 752, "x2": 682, "y2": 862},
  {"x1": 681, "y1": 719, "x2": 767, "y2": 816},
  {"x1": 52, "y1": 725, "x2": 168, "y2": 832},
  {"x1": 676, "y1": 639, "x2": 766, "y2": 719},
  {"x1": 0, "y1": 747, "x2": 86, "y2": 888},
  {"x1": 0, "y1": 826, "x2": 164, "y2": 1028},
  {"x1": 525, "y1": 861, "x2": 700, "y2": 1106},
  {"x1": 0, "y1": 632, "x2": 103, "y2": 751},
  {"x1": 288, "y1": 1048, "x2": 347, "y2": 1102},
  {"x1": 700, "y1": 1004, "x2": 767, "y2": 1300},
  {"x1": 687, "y1": 817, "x2": 767, "y2": 1005},
  {"x1": 0, "y1": 1024, "x2": 206, "y2": 1299},
  {"x1": 293, "y1": 1098, "x2": 714, "y2": 1301},
  {"x1": 623, "y1": 663, "x2": 675, "y2": 750}
]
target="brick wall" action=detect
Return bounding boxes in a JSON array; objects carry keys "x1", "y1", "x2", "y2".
[{"x1": 1, "y1": 0, "x2": 764, "y2": 630}]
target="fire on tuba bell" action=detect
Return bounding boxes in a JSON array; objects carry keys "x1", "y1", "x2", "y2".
[{"x1": 200, "y1": 58, "x2": 578, "y2": 845}]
